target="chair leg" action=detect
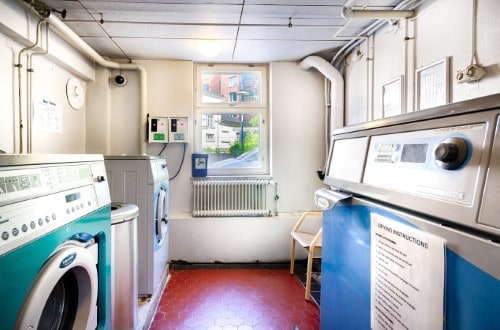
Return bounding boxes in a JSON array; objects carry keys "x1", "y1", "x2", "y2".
[
  {"x1": 290, "y1": 238, "x2": 296, "y2": 274},
  {"x1": 305, "y1": 249, "x2": 314, "y2": 300}
]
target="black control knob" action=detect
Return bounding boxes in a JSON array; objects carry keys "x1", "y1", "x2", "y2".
[
  {"x1": 434, "y1": 143, "x2": 459, "y2": 163},
  {"x1": 434, "y1": 137, "x2": 468, "y2": 170}
]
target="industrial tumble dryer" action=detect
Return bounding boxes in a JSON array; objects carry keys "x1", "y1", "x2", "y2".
[{"x1": 104, "y1": 155, "x2": 169, "y2": 298}]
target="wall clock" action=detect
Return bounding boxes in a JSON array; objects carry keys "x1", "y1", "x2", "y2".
[{"x1": 66, "y1": 77, "x2": 85, "y2": 110}]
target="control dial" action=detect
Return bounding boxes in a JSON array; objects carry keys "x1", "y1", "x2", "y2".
[{"x1": 434, "y1": 137, "x2": 468, "y2": 170}]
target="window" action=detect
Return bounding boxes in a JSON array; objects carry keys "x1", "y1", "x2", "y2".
[
  {"x1": 205, "y1": 133, "x2": 215, "y2": 142},
  {"x1": 195, "y1": 64, "x2": 269, "y2": 176},
  {"x1": 229, "y1": 92, "x2": 238, "y2": 103},
  {"x1": 228, "y1": 76, "x2": 238, "y2": 88}
]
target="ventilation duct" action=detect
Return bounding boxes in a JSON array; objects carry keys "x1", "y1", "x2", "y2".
[
  {"x1": 299, "y1": 55, "x2": 344, "y2": 133},
  {"x1": 299, "y1": 55, "x2": 344, "y2": 179}
]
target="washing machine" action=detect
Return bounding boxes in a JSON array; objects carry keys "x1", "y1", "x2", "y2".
[
  {"x1": 0, "y1": 154, "x2": 112, "y2": 329},
  {"x1": 104, "y1": 155, "x2": 169, "y2": 298}
]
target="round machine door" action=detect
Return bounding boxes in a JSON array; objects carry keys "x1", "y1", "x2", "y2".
[
  {"x1": 155, "y1": 187, "x2": 168, "y2": 244},
  {"x1": 15, "y1": 240, "x2": 99, "y2": 330}
]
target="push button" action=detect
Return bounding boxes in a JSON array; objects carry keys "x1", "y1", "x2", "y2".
[{"x1": 1, "y1": 231, "x2": 9, "y2": 241}]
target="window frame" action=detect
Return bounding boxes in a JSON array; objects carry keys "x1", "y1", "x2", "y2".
[{"x1": 194, "y1": 64, "x2": 270, "y2": 176}]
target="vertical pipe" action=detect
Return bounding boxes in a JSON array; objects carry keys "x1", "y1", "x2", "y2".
[
  {"x1": 27, "y1": 21, "x2": 49, "y2": 153},
  {"x1": 16, "y1": 18, "x2": 46, "y2": 153},
  {"x1": 367, "y1": 35, "x2": 375, "y2": 121}
]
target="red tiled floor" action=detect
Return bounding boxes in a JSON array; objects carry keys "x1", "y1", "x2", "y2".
[{"x1": 150, "y1": 269, "x2": 320, "y2": 330}]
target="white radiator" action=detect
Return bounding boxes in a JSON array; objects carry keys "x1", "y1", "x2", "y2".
[{"x1": 192, "y1": 178, "x2": 276, "y2": 217}]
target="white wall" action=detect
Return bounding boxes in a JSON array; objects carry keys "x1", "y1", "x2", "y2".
[
  {"x1": 344, "y1": 0, "x2": 500, "y2": 125},
  {"x1": 86, "y1": 60, "x2": 325, "y2": 213},
  {"x1": 85, "y1": 59, "x2": 326, "y2": 262},
  {"x1": 169, "y1": 62, "x2": 326, "y2": 262},
  {"x1": 270, "y1": 62, "x2": 326, "y2": 212},
  {"x1": 0, "y1": 0, "x2": 94, "y2": 154},
  {"x1": 169, "y1": 214, "x2": 321, "y2": 263}
]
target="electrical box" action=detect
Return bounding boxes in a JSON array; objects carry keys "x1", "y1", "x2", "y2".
[
  {"x1": 168, "y1": 117, "x2": 189, "y2": 143},
  {"x1": 456, "y1": 64, "x2": 486, "y2": 84},
  {"x1": 148, "y1": 116, "x2": 168, "y2": 143}
]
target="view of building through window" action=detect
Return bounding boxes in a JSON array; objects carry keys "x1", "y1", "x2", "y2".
[
  {"x1": 201, "y1": 72, "x2": 261, "y2": 104},
  {"x1": 195, "y1": 64, "x2": 268, "y2": 174},
  {"x1": 201, "y1": 114, "x2": 261, "y2": 168}
]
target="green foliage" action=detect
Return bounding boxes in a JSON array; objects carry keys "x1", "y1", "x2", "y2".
[{"x1": 229, "y1": 131, "x2": 259, "y2": 156}]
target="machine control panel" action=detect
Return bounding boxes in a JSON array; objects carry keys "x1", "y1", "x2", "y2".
[
  {"x1": 364, "y1": 124, "x2": 484, "y2": 206},
  {"x1": 0, "y1": 185, "x2": 98, "y2": 256},
  {"x1": 0, "y1": 164, "x2": 93, "y2": 206},
  {"x1": 0, "y1": 156, "x2": 112, "y2": 255},
  {"x1": 324, "y1": 103, "x2": 500, "y2": 236},
  {"x1": 324, "y1": 93, "x2": 500, "y2": 235}
]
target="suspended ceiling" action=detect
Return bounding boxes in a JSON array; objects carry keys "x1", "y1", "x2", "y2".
[{"x1": 40, "y1": 0, "x2": 419, "y2": 63}]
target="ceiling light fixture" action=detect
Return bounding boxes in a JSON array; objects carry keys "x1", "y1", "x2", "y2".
[{"x1": 197, "y1": 40, "x2": 222, "y2": 58}]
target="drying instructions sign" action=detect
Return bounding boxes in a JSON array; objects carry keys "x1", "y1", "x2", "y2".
[{"x1": 370, "y1": 214, "x2": 445, "y2": 330}]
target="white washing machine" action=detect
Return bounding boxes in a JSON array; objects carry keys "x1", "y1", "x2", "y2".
[{"x1": 104, "y1": 155, "x2": 169, "y2": 298}]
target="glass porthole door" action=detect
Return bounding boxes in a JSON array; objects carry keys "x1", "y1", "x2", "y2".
[{"x1": 15, "y1": 242, "x2": 98, "y2": 329}]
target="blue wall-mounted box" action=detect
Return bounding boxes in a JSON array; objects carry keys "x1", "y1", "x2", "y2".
[{"x1": 192, "y1": 153, "x2": 208, "y2": 177}]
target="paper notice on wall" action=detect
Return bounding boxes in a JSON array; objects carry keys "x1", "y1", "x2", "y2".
[
  {"x1": 34, "y1": 99, "x2": 63, "y2": 134},
  {"x1": 371, "y1": 213, "x2": 445, "y2": 330}
]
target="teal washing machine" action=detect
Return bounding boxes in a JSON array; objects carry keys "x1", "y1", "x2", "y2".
[{"x1": 0, "y1": 154, "x2": 112, "y2": 329}]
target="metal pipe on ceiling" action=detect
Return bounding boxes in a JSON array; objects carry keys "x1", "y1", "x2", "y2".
[
  {"x1": 342, "y1": 7, "x2": 415, "y2": 20},
  {"x1": 332, "y1": 0, "x2": 424, "y2": 69}
]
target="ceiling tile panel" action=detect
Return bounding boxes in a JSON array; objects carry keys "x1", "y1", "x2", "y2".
[
  {"x1": 31, "y1": 0, "x2": 419, "y2": 62},
  {"x1": 111, "y1": 37, "x2": 236, "y2": 62},
  {"x1": 65, "y1": 22, "x2": 109, "y2": 38},
  {"x1": 232, "y1": 39, "x2": 345, "y2": 62},
  {"x1": 102, "y1": 23, "x2": 238, "y2": 39},
  {"x1": 81, "y1": 36, "x2": 128, "y2": 59},
  {"x1": 237, "y1": 25, "x2": 364, "y2": 41}
]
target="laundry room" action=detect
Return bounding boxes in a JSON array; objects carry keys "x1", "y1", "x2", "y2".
[{"x1": 1, "y1": 0, "x2": 500, "y2": 329}]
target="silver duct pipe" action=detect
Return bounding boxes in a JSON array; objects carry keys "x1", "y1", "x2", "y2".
[{"x1": 42, "y1": 12, "x2": 148, "y2": 154}]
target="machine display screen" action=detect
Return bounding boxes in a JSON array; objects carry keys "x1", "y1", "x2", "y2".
[
  {"x1": 401, "y1": 144, "x2": 428, "y2": 163},
  {"x1": 65, "y1": 192, "x2": 81, "y2": 203}
]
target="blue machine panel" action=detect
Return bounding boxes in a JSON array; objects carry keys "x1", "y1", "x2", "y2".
[
  {"x1": 321, "y1": 204, "x2": 500, "y2": 330},
  {"x1": 0, "y1": 206, "x2": 111, "y2": 330}
]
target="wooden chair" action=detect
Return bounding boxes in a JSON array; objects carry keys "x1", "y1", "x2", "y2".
[{"x1": 290, "y1": 211, "x2": 323, "y2": 300}]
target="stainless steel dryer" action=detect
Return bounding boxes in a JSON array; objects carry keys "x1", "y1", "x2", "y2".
[
  {"x1": 104, "y1": 155, "x2": 169, "y2": 298},
  {"x1": 316, "y1": 94, "x2": 500, "y2": 329}
]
